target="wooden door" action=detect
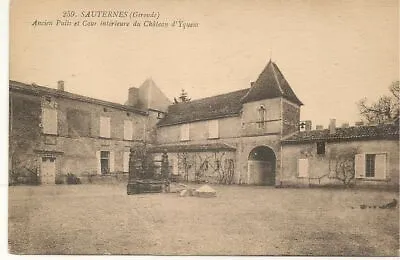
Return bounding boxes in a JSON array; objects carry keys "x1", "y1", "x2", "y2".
[{"x1": 41, "y1": 157, "x2": 56, "y2": 184}]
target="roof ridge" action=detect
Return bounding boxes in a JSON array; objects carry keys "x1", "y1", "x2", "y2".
[
  {"x1": 271, "y1": 62, "x2": 284, "y2": 94},
  {"x1": 172, "y1": 88, "x2": 249, "y2": 105},
  {"x1": 9, "y1": 80, "x2": 148, "y2": 114}
]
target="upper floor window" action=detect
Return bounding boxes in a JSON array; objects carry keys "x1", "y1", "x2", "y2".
[
  {"x1": 42, "y1": 108, "x2": 58, "y2": 135},
  {"x1": 258, "y1": 105, "x2": 266, "y2": 128},
  {"x1": 99, "y1": 116, "x2": 110, "y2": 138},
  {"x1": 124, "y1": 120, "x2": 133, "y2": 140},
  {"x1": 180, "y1": 123, "x2": 190, "y2": 141},
  {"x1": 208, "y1": 120, "x2": 219, "y2": 139},
  {"x1": 67, "y1": 109, "x2": 91, "y2": 137},
  {"x1": 316, "y1": 142, "x2": 325, "y2": 155}
]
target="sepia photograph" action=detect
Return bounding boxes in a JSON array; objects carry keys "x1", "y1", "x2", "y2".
[{"x1": 7, "y1": 0, "x2": 399, "y2": 256}]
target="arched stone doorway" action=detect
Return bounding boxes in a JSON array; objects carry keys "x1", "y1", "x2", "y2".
[{"x1": 247, "y1": 146, "x2": 276, "y2": 185}]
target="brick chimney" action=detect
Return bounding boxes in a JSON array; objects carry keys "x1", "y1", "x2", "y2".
[
  {"x1": 329, "y1": 119, "x2": 336, "y2": 135},
  {"x1": 316, "y1": 125, "x2": 323, "y2": 130},
  {"x1": 127, "y1": 87, "x2": 139, "y2": 107},
  {"x1": 57, "y1": 80, "x2": 65, "y2": 91},
  {"x1": 250, "y1": 81, "x2": 255, "y2": 87}
]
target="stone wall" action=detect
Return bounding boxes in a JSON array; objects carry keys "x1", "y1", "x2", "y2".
[{"x1": 281, "y1": 139, "x2": 399, "y2": 188}]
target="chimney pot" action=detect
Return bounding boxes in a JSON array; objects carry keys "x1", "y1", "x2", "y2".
[
  {"x1": 329, "y1": 119, "x2": 336, "y2": 135},
  {"x1": 57, "y1": 80, "x2": 65, "y2": 91}
]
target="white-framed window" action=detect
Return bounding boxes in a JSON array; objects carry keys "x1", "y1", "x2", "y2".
[
  {"x1": 123, "y1": 151, "x2": 130, "y2": 173},
  {"x1": 208, "y1": 119, "x2": 219, "y2": 139},
  {"x1": 180, "y1": 123, "x2": 190, "y2": 141},
  {"x1": 355, "y1": 153, "x2": 387, "y2": 180},
  {"x1": 42, "y1": 108, "x2": 58, "y2": 134},
  {"x1": 100, "y1": 116, "x2": 111, "y2": 138},
  {"x1": 298, "y1": 158, "x2": 309, "y2": 178},
  {"x1": 123, "y1": 120, "x2": 133, "y2": 140},
  {"x1": 96, "y1": 150, "x2": 114, "y2": 174}
]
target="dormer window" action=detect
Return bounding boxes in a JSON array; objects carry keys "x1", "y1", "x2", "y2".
[{"x1": 258, "y1": 105, "x2": 266, "y2": 128}]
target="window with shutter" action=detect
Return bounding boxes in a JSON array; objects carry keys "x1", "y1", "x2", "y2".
[
  {"x1": 123, "y1": 151, "x2": 130, "y2": 172},
  {"x1": 180, "y1": 124, "x2": 190, "y2": 141},
  {"x1": 354, "y1": 153, "x2": 366, "y2": 178},
  {"x1": 100, "y1": 117, "x2": 111, "y2": 138},
  {"x1": 100, "y1": 151, "x2": 110, "y2": 174},
  {"x1": 355, "y1": 153, "x2": 387, "y2": 180},
  {"x1": 208, "y1": 120, "x2": 219, "y2": 139},
  {"x1": 365, "y1": 154, "x2": 376, "y2": 177},
  {"x1": 124, "y1": 120, "x2": 133, "y2": 140},
  {"x1": 109, "y1": 151, "x2": 115, "y2": 173},
  {"x1": 42, "y1": 108, "x2": 58, "y2": 134},
  {"x1": 374, "y1": 154, "x2": 387, "y2": 180},
  {"x1": 96, "y1": 151, "x2": 101, "y2": 174},
  {"x1": 298, "y1": 159, "x2": 309, "y2": 178}
]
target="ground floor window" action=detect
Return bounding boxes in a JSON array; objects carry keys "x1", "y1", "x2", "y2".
[
  {"x1": 365, "y1": 154, "x2": 376, "y2": 177},
  {"x1": 298, "y1": 158, "x2": 309, "y2": 178},
  {"x1": 355, "y1": 153, "x2": 387, "y2": 180},
  {"x1": 123, "y1": 151, "x2": 130, "y2": 173},
  {"x1": 100, "y1": 151, "x2": 110, "y2": 174},
  {"x1": 96, "y1": 150, "x2": 114, "y2": 175}
]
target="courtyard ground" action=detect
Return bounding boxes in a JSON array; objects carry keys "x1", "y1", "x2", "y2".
[{"x1": 8, "y1": 184, "x2": 399, "y2": 256}]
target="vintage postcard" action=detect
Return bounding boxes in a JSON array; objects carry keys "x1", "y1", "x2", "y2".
[{"x1": 8, "y1": 0, "x2": 399, "y2": 256}]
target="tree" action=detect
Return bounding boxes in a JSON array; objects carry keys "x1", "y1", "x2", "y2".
[
  {"x1": 329, "y1": 147, "x2": 359, "y2": 187},
  {"x1": 173, "y1": 89, "x2": 191, "y2": 104},
  {"x1": 358, "y1": 81, "x2": 399, "y2": 124}
]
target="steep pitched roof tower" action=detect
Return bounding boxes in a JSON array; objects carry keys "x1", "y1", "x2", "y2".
[{"x1": 241, "y1": 60, "x2": 303, "y2": 105}]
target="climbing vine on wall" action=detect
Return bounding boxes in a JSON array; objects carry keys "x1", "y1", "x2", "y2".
[{"x1": 175, "y1": 151, "x2": 235, "y2": 184}]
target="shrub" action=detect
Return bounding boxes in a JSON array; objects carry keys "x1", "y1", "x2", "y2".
[{"x1": 66, "y1": 173, "x2": 81, "y2": 185}]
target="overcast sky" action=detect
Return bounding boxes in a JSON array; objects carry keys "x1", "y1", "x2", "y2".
[{"x1": 10, "y1": 0, "x2": 399, "y2": 127}]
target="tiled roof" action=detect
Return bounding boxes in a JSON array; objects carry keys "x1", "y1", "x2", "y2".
[
  {"x1": 157, "y1": 88, "x2": 249, "y2": 126},
  {"x1": 241, "y1": 61, "x2": 303, "y2": 105},
  {"x1": 281, "y1": 124, "x2": 399, "y2": 144},
  {"x1": 157, "y1": 61, "x2": 303, "y2": 127},
  {"x1": 9, "y1": 80, "x2": 147, "y2": 115},
  {"x1": 148, "y1": 143, "x2": 236, "y2": 153}
]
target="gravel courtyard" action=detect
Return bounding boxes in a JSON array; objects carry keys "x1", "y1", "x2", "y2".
[{"x1": 8, "y1": 184, "x2": 399, "y2": 256}]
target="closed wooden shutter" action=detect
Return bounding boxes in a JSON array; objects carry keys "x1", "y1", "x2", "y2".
[
  {"x1": 123, "y1": 151, "x2": 130, "y2": 172},
  {"x1": 109, "y1": 151, "x2": 115, "y2": 173},
  {"x1": 42, "y1": 108, "x2": 58, "y2": 134},
  {"x1": 96, "y1": 151, "x2": 101, "y2": 175},
  {"x1": 100, "y1": 117, "x2": 110, "y2": 138},
  {"x1": 354, "y1": 153, "x2": 365, "y2": 178},
  {"x1": 180, "y1": 124, "x2": 190, "y2": 141},
  {"x1": 208, "y1": 120, "x2": 219, "y2": 139},
  {"x1": 375, "y1": 154, "x2": 387, "y2": 180},
  {"x1": 298, "y1": 159, "x2": 309, "y2": 178},
  {"x1": 124, "y1": 120, "x2": 133, "y2": 140}
]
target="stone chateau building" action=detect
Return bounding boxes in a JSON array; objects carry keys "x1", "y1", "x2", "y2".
[{"x1": 9, "y1": 60, "x2": 399, "y2": 188}]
